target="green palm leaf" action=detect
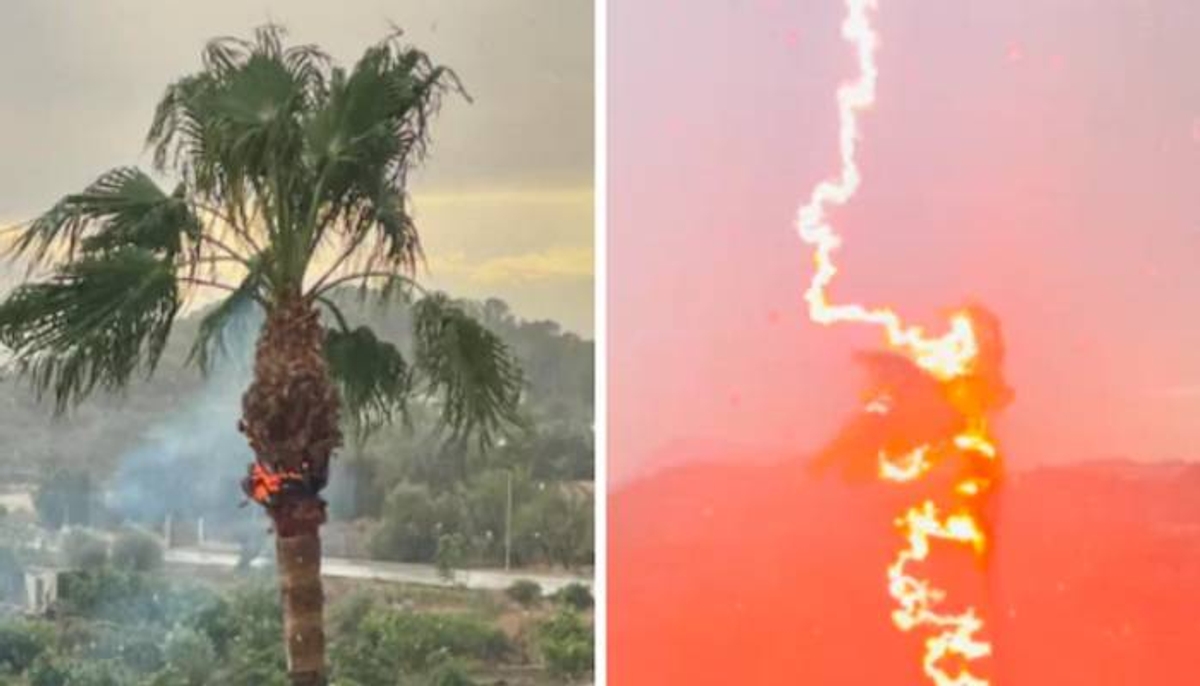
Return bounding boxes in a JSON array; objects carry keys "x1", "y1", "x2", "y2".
[
  {"x1": 12, "y1": 167, "x2": 199, "y2": 266},
  {"x1": 413, "y1": 294, "x2": 524, "y2": 449},
  {"x1": 187, "y1": 259, "x2": 266, "y2": 374},
  {"x1": 304, "y1": 34, "x2": 460, "y2": 271},
  {"x1": 325, "y1": 324, "x2": 412, "y2": 437},
  {"x1": 0, "y1": 248, "x2": 179, "y2": 410},
  {"x1": 149, "y1": 26, "x2": 325, "y2": 195}
]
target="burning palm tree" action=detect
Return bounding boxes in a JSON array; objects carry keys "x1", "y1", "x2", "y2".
[{"x1": 0, "y1": 26, "x2": 522, "y2": 685}]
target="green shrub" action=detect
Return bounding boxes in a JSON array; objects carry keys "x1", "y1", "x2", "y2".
[
  {"x1": 513, "y1": 489, "x2": 592, "y2": 569},
  {"x1": 371, "y1": 483, "x2": 468, "y2": 563},
  {"x1": 206, "y1": 584, "x2": 286, "y2": 686},
  {"x1": 57, "y1": 569, "x2": 214, "y2": 629},
  {"x1": 505, "y1": 579, "x2": 542, "y2": 608},
  {"x1": 332, "y1": 607, "x2": 510, "y2": 683},
  {"x1": 10, "y1": 580, "x2": 289, "y2": 686},
  {"x1": 329, "y1": 591, "x2": 374, "y2": 637},
  {"x1": 111, "y1": 529, "x2": 163, "y2": 573},
  {"x1": 520, "y1": 430, "x2": 594, "y2": 482},
  {"x1": 79, "y1": 623, "x2": 163, "y2": 674},
  {"x1": 62, "y1": 529, "x2": 108, "y2": 570},
  {"x1": 538, "y1": 609, "x2": 592, "y2": 680},
  {"x1": 460, "y1": 469, "x2": 529, "y2": 565},
  {"x1": 0, "y1": 620, "x2": 53, "y2": 674},
  {"x1": 554, "y1": 582, "x2": 593, "y2": 611},
  {"x1": 58, "y1": 569, "x2": 143, "y2": 618},
  {"x1": 27, "y1": 656, "x2": 125, "y2": 686},
  {"x1": 155, "y1": 583, "x2": 223, "y2": 631},
  {"x1": 27, "y1": 652, "x2": 69, "y2": 686},
  {"x1": 435, "y1": 532, "x2": 468, "y2": 581},
  {"x1": 62, "y1": 660, "x2": 126, "y2": 686},
  {"x1": 117, "y1": 631, "x2": 164, "y2": 674},
  {"x1": 424, "y1": 660, "x2": 478, "y2": 686},
  {"x1": 161, "y1": 628, "x2": 216, "y2": 686},
  {"x1": 184, "y1": 595, "x2": 237, "y2": 655}
]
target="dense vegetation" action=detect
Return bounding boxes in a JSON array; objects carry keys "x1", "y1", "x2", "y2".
[
  {"x1": 0, "y1": 559, "x2": 593, "y2": 685},
  {"x1": 1, "y1": 294, "x2": 593, "y2": 572}
]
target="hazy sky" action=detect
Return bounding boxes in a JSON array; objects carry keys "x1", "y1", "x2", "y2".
[
  {"x1": 610, "y1": 0, "x2": 1200, "y2": 481},
  {"x1": 0, "y1": 0, "x2": 594, "y2": 335}
]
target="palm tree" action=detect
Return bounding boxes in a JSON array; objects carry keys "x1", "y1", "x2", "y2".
[{"x1": 0, "y1": 26, "x2": 522, "y2": 685}]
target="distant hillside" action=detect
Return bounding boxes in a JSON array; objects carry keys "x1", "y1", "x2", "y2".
[
  {"x1": 0, "y1": 292, "x2": 593, "y2": 481},
  {"x1": 610, "y1": 453, "x2": 1200, "y2": 685}
]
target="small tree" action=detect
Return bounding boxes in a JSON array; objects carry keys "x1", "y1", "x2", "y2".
[
  {"x1": 371, "y1": 483, "x2": 467, "y2": 563},
  {"x1": 161, "y1": 628, "x2": 218, "y2": 686},
  {"x1": 0, "y1": 620, "x2": 53, "y2": 675},
  {"x1": 554, "y1": 582, "x2": 593, "y2": 612},
  {"x1": 514, "y1": 488, "x2": 592, "y2": 569},
  {"x1": 505, "y1": 579, "x2": 542, "y2": 608},
  {"x1": 62, "y1": 529, "x2": 109, "y2": 570},
  {"x1": 27, "y1": 652, "x2": 70, "y2": 686},
  {"x1": 111, "y1": 529, "x2": 164, "y2": 573},
  {"x1": 435, "y1": 532, "x2": 468, "y2": 582},
  {"x1": 424, "y1": 661, "x2": 478, "y2": 686},
  {"x1": 538, "y1": 608, "x2": 592, "y2": 680}
]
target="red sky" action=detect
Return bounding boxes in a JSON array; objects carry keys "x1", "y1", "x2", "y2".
[{"x1": 609, "y1": 0, "x2": 1200, "y2": 483}]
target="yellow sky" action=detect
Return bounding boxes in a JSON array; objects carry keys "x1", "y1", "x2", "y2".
[{"x1": 413, "y1": 186, "x2": 593, "y2": 333}]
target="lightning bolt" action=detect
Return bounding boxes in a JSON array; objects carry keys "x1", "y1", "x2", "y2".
[
  {"x1": 798, "y1": 0, "x2": 978, "y2": 381},
  {"x1": 796, "y1": 2, "x2": 1001, "y2": 684}
]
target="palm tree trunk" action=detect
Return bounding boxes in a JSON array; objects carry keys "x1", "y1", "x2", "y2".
[
  {"x1": 240, "y1": 296, "x2": 342, "y2": 685},
  {"x1": 276, "y1": 524, "x2": 325, "y2": 685}
]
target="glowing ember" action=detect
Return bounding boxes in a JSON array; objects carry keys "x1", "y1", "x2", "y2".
[{"x1": 795, "y1": 1, "x2": 1004, "y2": 683}]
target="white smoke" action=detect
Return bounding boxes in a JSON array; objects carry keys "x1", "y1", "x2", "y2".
[{"x1": 105, "y1": 304, "x2": 262, "y2": 532}]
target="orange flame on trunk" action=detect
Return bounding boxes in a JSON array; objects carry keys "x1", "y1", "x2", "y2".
[
  {"x1": 796, "y1": 1, "x2": 1003, "y2": 684},
  {"x1": 245, "y1": 462, "x2": 305, "y2": 507}
]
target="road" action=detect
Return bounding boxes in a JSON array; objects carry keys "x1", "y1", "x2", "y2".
[{"x1": 164, "y1": 546, "x2": 590, "y2": 594}]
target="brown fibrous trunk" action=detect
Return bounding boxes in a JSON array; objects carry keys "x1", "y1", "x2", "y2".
[
  {"x1": 240, "y1": 296, "x2": 341, "y2": 686},
  {"x1": 277, "y1": 531, "x2": 325, "y2": 684}
]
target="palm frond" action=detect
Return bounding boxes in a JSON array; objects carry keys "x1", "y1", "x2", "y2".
[
  {"x1": 356, "y1": 182, "x2": 423, "y2": 271},
  {"x1": 147, "y1": 25, "x2": 326, "y2": 209},
  {"x1": 412, "y1": 293, "x2": 523, "y2": 449},
  {"x1": 325, "y1": 324, "x2": 412, "y2": 436},
  {"x1": 303, "y1": 33, "x2": 462, "y2": 270},
  {"x1": 12, "y1": 167, "x2": 199, "y2": 266},
  {"x1": 0, "y1": 248, "x2": 180, "y2": 410},
  {"x1": 187, "y1": 259, "x2": 266, "y2": 374},
  {"x1": 315, "y1": 294, "x2": 352, "y2": 333},
  {"x1": 147, "y1": 25, "x2": 465, "y2": 300}
]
